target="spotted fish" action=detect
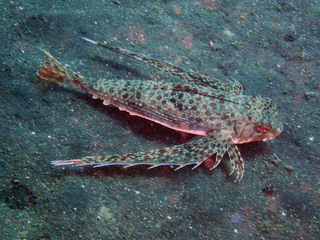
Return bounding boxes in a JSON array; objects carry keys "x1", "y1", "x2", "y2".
[{"x1": 37, "y1": 37, "x2": 283, "y2": 182}]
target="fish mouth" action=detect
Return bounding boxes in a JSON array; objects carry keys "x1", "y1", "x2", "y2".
[
  {"x1": 260, "y1": 123, "x2": 283, "y2": 142},
  {"x1": 270, "y1": 123, "x2": 283, "y2": 139}
]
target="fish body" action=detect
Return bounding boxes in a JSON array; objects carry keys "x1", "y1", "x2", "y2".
[{"x1": 37, "y1": 38, "x2": 283, "y2": 182}]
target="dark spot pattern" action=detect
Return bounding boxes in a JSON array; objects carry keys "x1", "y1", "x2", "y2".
[{"x1": 38, "y1": 40, "x2": 282, "y2": 182}]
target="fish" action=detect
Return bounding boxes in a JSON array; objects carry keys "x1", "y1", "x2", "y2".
[{"x1": 36, "y1": 37, "x2": 283, "y2": 182}]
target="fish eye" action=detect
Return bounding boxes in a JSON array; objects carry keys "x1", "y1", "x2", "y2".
[{"x1": 257, "y1": 125, "x2": 270, "y2": 133}]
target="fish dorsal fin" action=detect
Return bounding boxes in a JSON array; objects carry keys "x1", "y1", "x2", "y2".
[
  {"x1": 82, "y1": 37, "x2": 232, "y2": 92},
  {"x1": 232, "y1": 80, "x2": 244, "y2": 95}
]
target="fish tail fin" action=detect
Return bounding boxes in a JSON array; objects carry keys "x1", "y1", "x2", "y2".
[{"x1": 37, "y1": 49, "x2": 84, "y2": 88}]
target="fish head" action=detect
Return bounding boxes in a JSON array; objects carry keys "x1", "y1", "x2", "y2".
[{"x1": 233, "y1": 96, "x2": 283, "y2": 144}]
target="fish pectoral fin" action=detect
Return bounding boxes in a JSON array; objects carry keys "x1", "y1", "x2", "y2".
[
  {"x1": 209, "y1": 148, "x2": 228, "y2": 170},
  {"x1": 227, "y1": 144, "x2": 245, "y2": 182},
  {"x1": 51, "y1": 132, "x2": 219, "y2": 169},
  {"x1": 51, "y1": 131, "x2": 245, "y2": 182},
  {"x1": 203, "y1": 130, "x2": 244, "y2": 182},
  {"x1": 208, "y1": 143, "x2": 244, "y2": 182}
]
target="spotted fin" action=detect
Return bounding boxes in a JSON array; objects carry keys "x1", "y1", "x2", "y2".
[
  {"x1": 52, "y1": 130, "x2": 244, "y2": 182},
  {"x1": 82, "y1": 37, "x2": 232, "y2": 92}
]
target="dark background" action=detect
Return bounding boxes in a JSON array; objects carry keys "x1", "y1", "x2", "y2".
[{"x1": 0, "y1": 0, "x2": 319, "y2": 239}]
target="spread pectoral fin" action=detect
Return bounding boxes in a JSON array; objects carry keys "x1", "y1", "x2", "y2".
[
  {"x1": 52, "y1": 130, "x2": 245, "y2": 181},
  {"x1": 51, "y1": 134, "x2": 218, "y2": 169},
  {"x1": 227, "y1": 144, "x2": 244, "y2": 182}
]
